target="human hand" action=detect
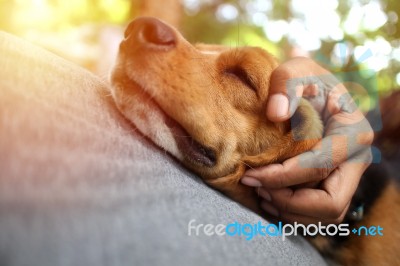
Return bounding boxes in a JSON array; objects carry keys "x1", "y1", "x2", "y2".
[{"x1": 241, "y1": 57, "x2": 374, "y2": 224}]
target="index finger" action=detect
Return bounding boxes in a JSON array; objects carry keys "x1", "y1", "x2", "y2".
[
  {"x1": 244, "y1": 135, "x2": 343, "y2": 188},
  {"x1": 266, "y1": 160, "x2": 367, "y2": 220}
]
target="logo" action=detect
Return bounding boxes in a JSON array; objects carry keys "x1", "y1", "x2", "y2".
[{"x1": 188, "y1": 219, "x2": 384, "y2": 241}]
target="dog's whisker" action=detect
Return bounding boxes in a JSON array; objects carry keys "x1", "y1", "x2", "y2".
[
  {"x1": 237, "y1": 159, "x2": 254, "y2": 171},
  {"x1": 236, "y1": 20, "x2": 240, "y2": 47}
]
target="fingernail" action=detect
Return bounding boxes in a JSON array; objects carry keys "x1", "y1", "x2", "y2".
[
  {"x1": 258, "y1": 188, "x2": 272, "y2": 202},
  {"x1": 268, "y1": 93, "x2": 289, "y2": 118},
  {"x1": 261, "y1": 201, "x2": 279, "y2": 217},
  {"x1": 241, "y1": 177, "x2": 262, "y2": 187}
]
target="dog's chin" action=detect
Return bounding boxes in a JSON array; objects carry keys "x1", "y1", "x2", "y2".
[{"x1": 112, "y1": 76, "x2": 217, "y2": 169}]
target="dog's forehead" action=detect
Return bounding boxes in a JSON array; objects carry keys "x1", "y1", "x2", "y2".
[
  {"x1": 194, "y1": 44, "x2": 275, "y2": 64},
  {"x1": 199, "y1": 50, "x2": 220, "y2": 55},
  {"x1": 195, "y1": 43, "x2": 229, "y2": 55}
]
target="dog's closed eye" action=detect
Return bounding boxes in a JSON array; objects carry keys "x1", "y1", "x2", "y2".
[{"x1": 225, "y1": 67, "x2": 258, "y2": 93}]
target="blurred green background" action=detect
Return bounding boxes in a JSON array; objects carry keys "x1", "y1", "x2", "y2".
[{"x1": 1, "y1": 0, "x2": 399, "y2": 95}]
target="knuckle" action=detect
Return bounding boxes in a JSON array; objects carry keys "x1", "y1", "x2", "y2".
[
  {"x1": 280, "y1": 170, "x2": 291, "y2": 188},
  {"x1": 292, "y1": 56, "x2": 313, "y2": 66},
  {"x1": 271, "y1": 66, "x2": 292, "y2": 81},
  {"x1": 337, "y1": 212, "x2": 346, "y2": 223},
  {"x1": 330, "y1": 213, "x2": 346, "y2": 224},
  {"x1": 321, "y1": 153, "x2": 335, "y2": 169},
  {"x1": 316, "y1": 167, "x2": 330, "y2": 181},
  {"x1": 327, "y1": 202, "x2": 344, "y2": 219},
  {"x1": 357, "y1": 121, "x2": 374, "y2": 145},
  {"x1": 311, "y1": 150, "x2": 335, "y2": 174}
]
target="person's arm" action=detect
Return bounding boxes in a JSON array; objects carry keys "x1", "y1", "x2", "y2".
[{"x1": 241, "y1": 57, "x2": 373, "y2": 224}]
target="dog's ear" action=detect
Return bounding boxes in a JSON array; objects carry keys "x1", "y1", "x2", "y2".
[{"x1": 243, "y1": 99, "x2": 323, "y2": 167}]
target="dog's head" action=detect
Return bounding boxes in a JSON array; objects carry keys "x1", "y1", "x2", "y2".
[{"x1": 111, "y1": 17, "x2": 322, "y2": 211}]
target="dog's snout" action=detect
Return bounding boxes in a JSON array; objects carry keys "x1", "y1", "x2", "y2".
[
  {"x1": 124, "y1": 17, "x2": 176, "y2": 48},
  {"x1": 141, "y1": 18, "x2": 176, "y2": 46}
]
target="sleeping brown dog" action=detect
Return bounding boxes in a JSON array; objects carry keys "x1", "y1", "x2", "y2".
[
  {"x1": 110, "y1": 17, "x2": 400, "y2": 265},
  {"x1": 110, "y1": 17, "x2": 322, "y2": 213}
]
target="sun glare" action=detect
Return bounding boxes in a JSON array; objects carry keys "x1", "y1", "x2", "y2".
[
  {"x1": 1, "y1": 0, "x2": 397, "y2": 91},
  {"x1": 6, "y1": 0, "x2": 130, "y2": 34}
]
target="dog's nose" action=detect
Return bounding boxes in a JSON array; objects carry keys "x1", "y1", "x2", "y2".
[{"x1": 124, "y1": 17, "x2": 176, "y2": 48}]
